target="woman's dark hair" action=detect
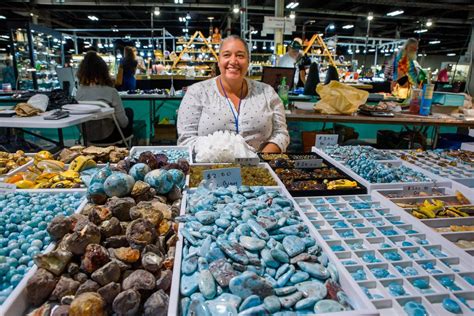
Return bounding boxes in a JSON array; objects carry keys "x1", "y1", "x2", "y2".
[
  {"x1": 122, "y1": 46, "x2": 137, "y2": 73},
  {"x1": 77, "y1": 51, "x2": 113, "y2": 87}
]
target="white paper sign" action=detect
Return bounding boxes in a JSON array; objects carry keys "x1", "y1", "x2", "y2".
[
  {"x1": 202, "y1": 168, "x2": 242, "y2": 187},
  {"x1": 294, "y1": 159, "x2": 323, "y2": 169},
  {"x1": 235, "y1": 157, "x2": 259, "y2": 166},
  {"x1": 402, "y1": 183, "x2": 435, "y2": 195},
  {"x1": 315, "y1": 134, "x2": 339, "y2": 149}
]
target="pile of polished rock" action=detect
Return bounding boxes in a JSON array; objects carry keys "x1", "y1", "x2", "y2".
[
  {"x1": 178, "y1": 185, "x2": 352, "y2": 315},
  {"x1": 25, "y1": 182, "x2": 182, "y2": 315}
]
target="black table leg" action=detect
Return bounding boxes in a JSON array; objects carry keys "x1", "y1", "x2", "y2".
[
  {"x1": 58, "y1": 128, "x2": 64, "y2": 148},
  {"x1": 82, "y1": 123, "x2": 88, "y2": 146}
]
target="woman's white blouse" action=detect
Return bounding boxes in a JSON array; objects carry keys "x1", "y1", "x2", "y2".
[{"x1": 177, "y1": 78, "x2": 290, "y2": 152}]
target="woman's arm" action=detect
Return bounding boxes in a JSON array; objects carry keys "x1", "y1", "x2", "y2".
[
  {"x1": 260, "y1": 86, "x2": 290, "y2": 153},
  {"x1": 177, "y1": 85, "x2": 204, "y2": 148}
]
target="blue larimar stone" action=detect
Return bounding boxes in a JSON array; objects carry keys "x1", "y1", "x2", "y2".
[
  {"x1": 128, "y1": 163, "x2": 151, "y2": 181},
  {"x1": 296, "y1": 262, "x2": 329, "y2": 280},
  {"x1": 282, "y1": 236, "x2": 306, "y2": 257},
  {"x1": 314, "y1": 300, "x2": 345, "y2": 313},
  {"x1": 295, "y1": 297, "x2": 318, "y2": 310},
  {"x1": 261, "y1": 249, "x2": 279, "y2": 269},
  {"x1": 271, "y1": 249, "x2": 289, "y2": 264},
  {"x1": 228, "y1": 271, "x2": 274, "y2": 299},
  {"x1": 247, "y1": 219, "x2": 270, "y2": 241},
  {"x1": 199, "y1": 269, "x2": 216, "y2": 299},
  {"x1": 275, "y1": 264, "x2": 289, "y2": 279},
  {"x1": 388, "y1": 283, "x2": 406, "y2": 296},
  {"x1": 239, "y1": 295, "x2": 261, "y2": 312},
  {"x1": 103, "y1": 172, "x2": 135, "y2": 197},
  {"x1": 195, "y1": 211, "x2": 219, "y2": 225},
  {"x1": 276, "y1": 265, "x2": 295, "y2": 287},
  {"x1": 442, "y1": 298, "x2": 462, "y2": 314},
  {"x1": 274, "y1": 286, "x2": 297, "y2": 296},
  {"x1": 182, "y1": 256, "x2": 198, "y2": 275},
  {"x1": 403, "y1": 301, "x2": 428, "y2": 316},
  {"x1": 295, "y1": 281, "x2": 327, "y2": 301},
  {"x1": 290, "y1": 271, "x2": 309, "y2": 283},
  {"x1": 181, "y1": 271, "x2": 199, "y2": 296},
  {"x1": 239, "y1": 236, "x2": 265, "y2": 251},
  {"x1": 279, "y1": 291, "x2": 303, "y2": 309},
  {"x1": 216, "y1": 239, "x2": 249, "y2": 265},
  {"x1": 187, "y1": 299, "x2": 211, "y2": 316},
  {"x1": 238, "y1": 305, "x2": 269, "y2": 316},
  {"x1": 263, "y1": 295, "x2": 281, "y2": 313}
]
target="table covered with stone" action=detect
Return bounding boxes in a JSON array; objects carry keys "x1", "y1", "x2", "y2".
[{"x1": 177, "y1": 185, "x2": 353, "y2": 315}]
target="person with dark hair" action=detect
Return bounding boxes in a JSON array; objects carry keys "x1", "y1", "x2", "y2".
[
  {"x1": 120, "y1": 46, "x2": 138, "y2": 91},
  {"x1": 2, "y1": 59, "x2": 15, "y2": 88},
  {"x1": 177, "y1": 35, "x2": 289, "y2": 153},
  {"x1": 76, "y1": 51, "x2": 130, "y2": 142}
]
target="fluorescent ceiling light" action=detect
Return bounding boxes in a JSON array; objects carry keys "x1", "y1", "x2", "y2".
[
  {"x1": 447, "y1": 53, "x2": 456, "y2": 56},
  {"x1": 342, "y1": 24, "x2": 354, "y2": 29},
  {"x1": 186, "y1": 13, "x2": 191, "y2": 19},
  {"x1": 426, "y1": 19, "x2": 433, "y2": 27},
  {"x1": 328, "y1": 24, "x2": 335, "y2": 30},
  {"x1": 251, "y1": 30, "x2": 258, "y2": 34},
  {"x1": 286, "y1": 2, "x2": 299, "y2": 9},
  {"x1": 87, "y1": 15, "x2": 99, "y2": 21},
  {"x1": 233, "y1": 5, "x2": 240, "y2": 14},
  {"x1": 414, "y1": 29, "x2": 428, "y2": 33},
  {"x1": 154, "y1": 7, "x2": 160, "y2": 16},
  {"x1": 387, "y1": 10, "x2": 404, "y2": 16},
  {"x1": 0, "y1": 15, "x2": 6, "y2": 19},
  {"x1": 429, "y1": 40, "x2": 440, "y2": 45},
  {"x1": 0, "y1": 35, "x2": 9, "y2": 39},
  {"x1": 368, "y1": 48, "x2": 375, "y2": 52}
]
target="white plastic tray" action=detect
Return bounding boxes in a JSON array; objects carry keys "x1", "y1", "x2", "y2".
[
  {"x1": 312, "y1": 147, "x2": 452, "y2": 192},
  {"x1": 294, "y1": 193, "x2": 474, "y2": 315},
  {"x1": 129, "y1": 145, "x2": 192, "y2": 163},
  {"x1": 0, "y1": 159, "x2": 33, "y2": 181},
  {"x1": 168, "y1": 187, "x2": 378, "y2": 316},
  {"x1": 0, "y1": 190, "x2": 87, "y2": 316}
]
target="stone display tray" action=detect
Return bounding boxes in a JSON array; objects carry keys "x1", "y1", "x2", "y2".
[
  {"x1": 0, "y1": 159, "x2": 33, "y2": 181},
  {"x1": 374, "y1": 186, "x2": 474, "y2": 257},
  {"x1": 294, "y1": 193, "x2": 474, "y2": 315},
  {"x1": 387, "y1": 149, "x2": 474, "y2": 189},
  {"x1": 312, "y1": 147, "x2": 452, "y2": 192},
  {"x1": 129, "y1": 145, "x2": 193, "y2": 164},
  {"x1": 0, "y1": 190, "x2": 87, "y2": 316},
  {"x1": 168, "y1": 187, "x2": 378, "y2": 316},
  {"x1": 319, "y1": 146, "x2": 398, "y2": 164}
]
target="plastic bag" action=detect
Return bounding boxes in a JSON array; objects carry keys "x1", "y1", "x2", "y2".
[{"x1": 314, "y1": 81, "x2": 369, "y2": 115}]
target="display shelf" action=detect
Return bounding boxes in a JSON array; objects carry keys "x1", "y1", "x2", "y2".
[
  {"x1": 172, "y1": 31, "x2": 218, "y2": 69},
  {"x1": 294, "y1": 193, "x2": 474, "y2": 315},
  {"x1": 373, "y1": 186, "x2": 474, "y2": 257},
  {"x1": 312, "y1": 147, "x2": 452, "y2": 192},
  {"x1": 387, "y1": 149, "x2": 474, "y2": 189},
  {"x1": 169, "y1": 187, "x2": 378, "y2": 316},
  {"x1": 0, "y1": 190, "x2": 86, "y2": 316}
]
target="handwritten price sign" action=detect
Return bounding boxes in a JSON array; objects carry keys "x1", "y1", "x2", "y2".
[
  {"x1": 202, "y1": 168, "x2": 242, "y2": 187},
  {"x1": 294, "y1": 159, "x2": 323, "y2": 169},
  {"x1": 402, "y1": 183, "x2": 435, "y2": 195},
  {"x1": 315, "y1": 134, "x2": 339, "y2": 149}
]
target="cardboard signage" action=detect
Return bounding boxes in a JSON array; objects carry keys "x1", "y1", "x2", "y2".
[
  {"x1": 315, "y1": 134, "x2": 339, "y2": 149},
  {"x1": 203, "y1": 168, "x2": 242, "y2": 187},
  {"x1": 235, "y1": 157, "x2": 260, "y2": 166},
  {"x1": 294, "y1": 159, "x2": 323, "y2": 169}
]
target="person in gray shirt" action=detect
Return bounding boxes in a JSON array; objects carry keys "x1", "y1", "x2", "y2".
[{"x1": 75, "y1": 51, "x2": 129, "y2": 142}]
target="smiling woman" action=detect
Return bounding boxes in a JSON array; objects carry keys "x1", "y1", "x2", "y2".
[{"x1": 177, "y1": 35, "x2": 290, "y2": 153}]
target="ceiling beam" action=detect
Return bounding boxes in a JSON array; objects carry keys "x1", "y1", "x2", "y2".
[{"x1": 345, "y1": 0, "x2": 473, "y2": 11}]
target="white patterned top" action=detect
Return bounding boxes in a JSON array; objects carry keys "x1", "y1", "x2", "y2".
[{"x1": 177, "y1": 77, "x2": 290, "y2": 152}]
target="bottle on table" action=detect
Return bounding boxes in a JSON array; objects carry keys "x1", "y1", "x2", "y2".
[{"x1": 278, "y1": 77, "x2": 289, "y2": 110}]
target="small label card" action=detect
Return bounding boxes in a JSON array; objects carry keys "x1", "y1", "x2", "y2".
[
  {"x1": 315, "y1": 134, "x2": 339, "y2": 149},
  {"x1": 294, "y1": 159, "x2": 323, "y2": 169},
  {"x1": 203, "y1": 168, "x2": 242, "y2": 187}
]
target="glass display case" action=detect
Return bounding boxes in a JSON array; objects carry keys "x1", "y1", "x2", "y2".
[{"x1": 9, "y1": 22, "x2": 63, "y2": 91}]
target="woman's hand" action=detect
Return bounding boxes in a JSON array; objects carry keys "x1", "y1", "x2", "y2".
[{"x1": 261, "y1": 142, "x2": 282, "y2": 153}]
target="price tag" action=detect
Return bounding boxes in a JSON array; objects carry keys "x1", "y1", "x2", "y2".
[
  {"x1": 202, "y1": 168, "x2": 242, "y2": 187},
  {"x1": 294, "y1": 159, "x2": 323, "y2": 169},
  {"x1": 0, "y1": 183, "x2": 16, "y2": 193},
  {"x1": 235, "y1": 157, "x2": 260, "y2": 166},
  {"x1": 315, "y1": 134, "x2": 339, "y2": 149},
  {"x1": 402, "y1": 183, "x2": 435, "y2": 195}
]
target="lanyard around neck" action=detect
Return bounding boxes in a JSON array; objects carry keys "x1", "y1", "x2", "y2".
[{"x1": 219, "y1": 77, "x2": 245, "y2": 134}]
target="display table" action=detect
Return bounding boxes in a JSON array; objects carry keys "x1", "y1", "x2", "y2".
[{"x1": 0, "y1": 107, "x2": 115, "y2": 148}]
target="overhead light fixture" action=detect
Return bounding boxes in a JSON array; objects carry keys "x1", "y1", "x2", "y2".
[
  {"x1": 251, "y1": 30, "x2": 258, "y2": 34},
  {"x1": 368, "y1": 48, "x2": 375, "y2": 52},
  {"x1": 286, "y1": 2, "x2": 299, "y2": 9},
  {"x1": 328, "y1": 23, "x2": 335, "y2": 30},
  {"x1": 186, "y1": 13, "x2": 191, "y2": 20},
  {"x1": 154, "y1": 7, "x2": 160, "y2": 16},
  {"x1": 0, "y1": 15, "x2": 6, "y2": 19},
  {"x1": 87, "y1": 15, "x2": 99, "y2": 21},
  {"x1": 0, "y1": 35, "x2": 9, "y2": 39},
  {"x1": 182, "y1": 28, "x2": 189, "y2": 33},
  {"x1": 429, "y1": 40, "x2": 440, "y2": 45},
  {"x1": 426, "y1": 19, "x2": 433, "y2": 27},
  {"x1": 179, "y1": 17, "x2": 186, "y2": 22},
  {"x1": 112, "y1": 27, "x2": 119, "y2": 32},
  {"x1": 252, "y1": 44, "x2": 257, "y2": 49},
  {"x1": 414, "y1": 29, "x2": 428, "y2": 33},
  {"x1": 289, "y1": 11, "x2": 296, "y2": 19},
  {"x1": 387, "y1": 10, "x2": 404, "y2": 17},
  {"x1": 208, "y1": 17, "x2": 214, "y2": 21},
  {"x1": 174, "y1": 0, "x2": 183, "y2": 3},
  {"x1": 367, "y1": 12, "x2": 374, "y2": 21},
  {"x1": 342, "y1": 24, "x2": 354, "y2": 29},
  {"x1": 355, "y1": 48, "x2": 360, "y2": 53},
  {"x1": 233, "y1": 5, "x2": 240, "y2": 14},
  {"x1": 447, "y1": 53, "x2": 456, "y2": 56}
]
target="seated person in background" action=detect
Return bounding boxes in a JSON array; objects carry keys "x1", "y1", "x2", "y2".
[
  {"x1": 177, "y1": 35, "x2": 289, "y2": 153},
  {"x1": 76, "y1": 51, "x2": 130, "y2": 143},
  {"x1": 437, "y1": 64, "x2": 452, "y2": 83}
]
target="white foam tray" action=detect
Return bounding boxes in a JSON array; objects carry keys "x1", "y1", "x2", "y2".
[
  {"x1": 129, "y1": 145, "x2": 193, "y2": 163},
  {"x1": 0, "y1": 190, "x2": 87, "y2": 316},
  {"x1": 311, "y1": 147, "x2": 452, "y2": 192},
  {"x1": 294, "y1": 192, "x2": 474, "y2": 315},
  {"x1": 168, "y1": 187, "x2": 378, "y2": 316}
]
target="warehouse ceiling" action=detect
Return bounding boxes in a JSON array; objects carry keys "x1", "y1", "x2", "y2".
[{"x1": 1, "y1": 0, "x2": 473, "y2": 55}]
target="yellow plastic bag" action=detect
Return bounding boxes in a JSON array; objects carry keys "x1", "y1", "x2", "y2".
[{"x1": 314, "y1": 81, "x2": 369, "y2": 115}]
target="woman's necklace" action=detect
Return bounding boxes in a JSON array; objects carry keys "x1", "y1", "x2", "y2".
[{"x1": 219, "y1": 77, "x2": 245, "y2": 134}]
